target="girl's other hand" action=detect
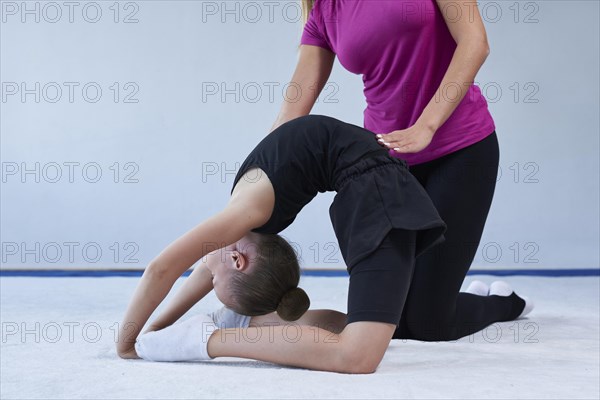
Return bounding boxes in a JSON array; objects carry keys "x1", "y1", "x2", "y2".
[
  {"x1": 118, "y1": 346, "x2": 141, "y2": 359},
  {"x1": 142, "y1": 324, "x2": 160, "y2": 335}
]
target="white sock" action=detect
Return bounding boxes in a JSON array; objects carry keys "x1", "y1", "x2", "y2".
[
  {"x1": 209, "y1": 306, "x2": 251, "y2": 329},
  {"x1": 517, "y1": 295, "x2": 534, "y2": 318},
  {"x1": 489, "y1": 280, "x2": 534, "y2": 318},
  {"x1": 489, "y1": 280, "x2": 513, "y2": 296},
  {"x1": 465, "y1": 280, "x2": 490, "y2": 296},
  {"x1": 135, "y1": 314, "x2": 218, "y2": 362}
]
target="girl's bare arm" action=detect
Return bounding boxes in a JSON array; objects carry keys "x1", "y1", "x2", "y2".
[
  {"x1": 141, "y1": 259, "x2": 215, "y2": 334},
  {"x1": 115, "y1": 208, "x2": 250, "y2": 357},
  {"x1": 116, "y1": 184, "x2": 273, "y2": 358}
]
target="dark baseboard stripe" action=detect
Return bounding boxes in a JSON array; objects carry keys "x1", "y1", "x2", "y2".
[{"x1": 0, "y1": 268, "x2": 598, "y2": 278}]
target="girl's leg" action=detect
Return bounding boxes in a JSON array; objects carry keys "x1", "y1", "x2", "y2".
[
  {"x1": 393, "y1": 132, "x2": 525, "y2": 341},
  {"x1": 207, "y1": 229, "x2": 417, "y2": 373},
  {"x1": 249, "y1": 309, "x2": 348, "y2": 334},
  {"x1": 207, "y1": 320, "x2": 395, "y2": 374}
]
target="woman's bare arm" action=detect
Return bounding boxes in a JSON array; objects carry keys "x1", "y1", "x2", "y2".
[
  {"x1": 415, "y1": 0, "x2": 491, "y2": 132},
  {"x1": 270, "y1": 45, "x2": 335, "y2": 132}
]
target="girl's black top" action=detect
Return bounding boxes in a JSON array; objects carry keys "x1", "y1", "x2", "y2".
[
  {"x1": 230, "y1": 114, "x2": 447, "y2": 268},
  {"x1": 230, "y1": 114, "x2": 396, "y2": 233}
]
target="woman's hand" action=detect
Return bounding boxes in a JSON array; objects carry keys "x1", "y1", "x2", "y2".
[{"x1": 376, "y1": 123, "x2": 436, "y2": 154}]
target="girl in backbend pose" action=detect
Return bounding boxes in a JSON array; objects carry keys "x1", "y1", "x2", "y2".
[{"x1": 118, "y1": 114, "x2": 531, "y2": 373}]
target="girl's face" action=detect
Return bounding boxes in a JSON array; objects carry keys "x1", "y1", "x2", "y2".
[{"x1": 205, "y1": 233, "x2": 260, "y2": 306}]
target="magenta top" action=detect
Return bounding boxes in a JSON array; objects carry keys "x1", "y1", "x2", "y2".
[{"x1": 300, "y1": 0, "x2": 496, "y2": 166}]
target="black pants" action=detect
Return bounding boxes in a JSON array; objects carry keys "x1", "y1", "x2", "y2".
[
  {"x1": 347, "y1": 131, "x2": 525, "y2": 341},
  {"x1": 397, "y1": 131, "x2": 526, "y2": 340}
]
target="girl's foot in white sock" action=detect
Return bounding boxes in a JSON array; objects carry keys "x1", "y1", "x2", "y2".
[
  {"x1": 209, "y1": 306, "x2": 251, "y2": 329},
  {"x1": 489, "y1": 280, "x2": 513, "y2": 296},
  {"x1": 518, "y1": 295, "x2": 534, "y2": 318},
  {"x1": 135, "y1": 314, "x2": 218, "y2": 362},
  {"x1": 489, "y1": 280, "x2": 534, "y2": 318},
  {"x1": 465, "y1": 280, "x2": 490, "y2": 296}
]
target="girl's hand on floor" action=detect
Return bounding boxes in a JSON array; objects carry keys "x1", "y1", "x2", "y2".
[
  {"x1": 118, "y1": 346, "x2": 141, "y2": 359},
  {"x1": 142, "y1": 324, "x2": 160, "y2": 335}
]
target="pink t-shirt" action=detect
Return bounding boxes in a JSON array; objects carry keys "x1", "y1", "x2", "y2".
[{"x1": 300, "y1": 0, "x2": 496, "y2": 166}]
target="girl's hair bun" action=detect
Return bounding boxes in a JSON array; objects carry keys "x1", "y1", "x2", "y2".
[{"x1": 276, "y1": 287, "x2": 310, "y2": 321}]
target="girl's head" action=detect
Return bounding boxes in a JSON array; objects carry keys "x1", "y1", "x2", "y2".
[{"x1": 205, "y1": 232, "x2": 310, "y2": 321}]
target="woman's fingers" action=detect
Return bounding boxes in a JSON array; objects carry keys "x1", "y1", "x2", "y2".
[
  {"x1": 378, "y1": 138, "x2": 410, "y2": 152},
  {"x1": 377, "y1": 132, "x2": 406, "y2": 149}
]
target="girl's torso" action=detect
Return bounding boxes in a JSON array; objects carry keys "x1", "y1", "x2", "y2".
[{"x1": 230, "y1": 115, "x2": 404, "y2": 234}]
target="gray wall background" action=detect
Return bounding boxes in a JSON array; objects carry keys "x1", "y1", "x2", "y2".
[{"x1": 1, "y1": 0, "x2": 598, "y2": 271}]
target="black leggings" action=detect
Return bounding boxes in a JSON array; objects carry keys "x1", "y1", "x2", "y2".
[{"x1": 347, "y1": 131, "x2": 525, "y2": 341}]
